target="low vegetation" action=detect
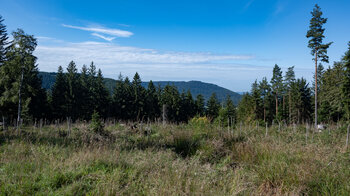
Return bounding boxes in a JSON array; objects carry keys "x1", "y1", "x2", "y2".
[{"x1": 1, "y1": 122, "x2": 350, "y2": 195}]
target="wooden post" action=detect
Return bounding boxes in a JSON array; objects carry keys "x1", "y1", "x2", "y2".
[{"x1": 39, "y1": 118, "x2": 43, "y2": 133}]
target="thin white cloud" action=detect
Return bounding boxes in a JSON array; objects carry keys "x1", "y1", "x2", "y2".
[
  {"x1": 62, "y1": 24, "x2": 133, "y2": 37},
  {"x1": 34, "y1": 40, "x2": 261, "y2": 91},
  {"x1": 36, "y1": 41, "x2": 254, "y2": 66},
  {"x1": 91, "y1": 33, "x2": 115, "y2": 41}
]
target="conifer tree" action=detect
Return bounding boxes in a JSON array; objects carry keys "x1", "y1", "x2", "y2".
[
  {"x1": 0, "y1": 15, "x2": 9, "y2": 67},
  {"x1": 145, "y1": 80, "x2": 160, "y2": 121},
  {"x1": 270, "y1": 64, "x2": 283, "y2": 120},
  {"x1": 284, "y1": 66, "x2": 295, "y2": 123},
  {"x1": 94, "y1": 69, "x2": 110, "y2": 117},
  {"x1": 132, "y1": 72, "x2": 146, "y2": 121},
  {"x1": 51, "y1": 66, "x2": 68, "y2": 120},
  {"x1": 161, "y1": 85, "x2": 181, "y2": 122},
  {"x1": 306, "y1": 4, "x2": 332, "y2": 129},
  {"x1": 66, "y1": 61, "x2": 80, "y2": 121},
  {"x1": 206, "y1": 93, "x2": 220, "y2": 121},
  {"x1": 259, "y1": 77, "x2": 272, "y2": 123},
  {"x1": 195, "y1": 94, "x2": 205, "y2": 116}
]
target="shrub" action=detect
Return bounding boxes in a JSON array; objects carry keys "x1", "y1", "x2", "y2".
[{"x1": 89, "y1": 111, "x2": 104, "y2": 134}]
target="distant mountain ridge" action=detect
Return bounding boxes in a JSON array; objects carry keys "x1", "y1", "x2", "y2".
[{"x1": 39, "y1": 72, "x2": 242, "y2": 104}]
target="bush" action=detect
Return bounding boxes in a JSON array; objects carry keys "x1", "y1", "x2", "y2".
[
  {"x1": 89, "y1": 111, "x2": 104, "y2": 134},
  {"x1": 189, "y1": 116, "x2": 210, "y2": 127}
]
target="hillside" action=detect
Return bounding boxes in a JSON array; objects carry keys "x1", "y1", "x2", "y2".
[{"x1": 39, "y1": 72, "x2": 242, "y2": 104}]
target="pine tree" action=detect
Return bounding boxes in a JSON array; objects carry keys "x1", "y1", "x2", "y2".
[
  {"x1": 161, "y1": 85, "x2": 181, "y2": 122},
  {"x1": 66, "y1": 61, "x2": 80, "y2": 121},
  {"x1": 0, "y1": 15, "x2": 9, "y2": 67},
  {"x1": 284, "y1": 66, "x2": 296, "y2": 123},
  {"x1": 270, "y1": 64, "x2": 283, "y2": 120},
  {"x1": 145, "y1": 80, "x2": 160, "y2": 121},
  {"x1": 206, "y1": 93, "x2": 220, "y2": 121},
  {"x1": 94, "y1": 69, "x2": 110, "y2": 117},
  {"x1": 306, "y1": 4, "x2": 332, "y2": 129},
  {"x1": 195, "y1": 94, "x2": 205, "y2": 116},
  {"x1": 259, "y1": 77, "x2": 271, "y2": 123},
  {"x1": 51, "y1": 66, "x2": 68, "y2": 120},
  {"x1": 251, "y1": 80, "x2": 263, "y2": 121},
  {"x1": 131, "y1": 72, "x2": 146, "y2": 121},
  {"x1": 79, "y1": 64, "x2": 91, "y2": 120},
  {"x1": 236, "y1": 93, "x2": 254, "y2": 123}
]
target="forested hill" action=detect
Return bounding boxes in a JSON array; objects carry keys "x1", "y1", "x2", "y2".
[{"x1": 39, "y1": 72, "x2": 241, "y2": 104}]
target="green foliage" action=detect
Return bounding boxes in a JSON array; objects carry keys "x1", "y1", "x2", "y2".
[
  {"x1": 0, "y1": 15, "x2": 9, "y2": 66},
  {"x1": 0, "y1": 29, "x2": 47, "y2": 122},
  {"x1": 206, "y1": 93, "x2": 220, "y2": 121},
  {"x1": 306, "y1": 4, "x2": 332, "y2": 63},
  {"x1": 342, "y1": 42, "x2": 350, "y2": 120},
  {"x1": 215, "y1": 95, "x2": 236, "y2": 127},
  {"x1": 89, "y1": 111, "x2": 104, "y2": 134}
]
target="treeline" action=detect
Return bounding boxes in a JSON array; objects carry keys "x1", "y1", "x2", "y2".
[
  {"x1": 0, "y1": 15, "x2": 236, "y2": 125},
  {"x1": 236, "y1": 4, "x2": 350, "y2": 125},
  {"x1": 237, "y1": 47, "x2": 350, "y2": 125}
]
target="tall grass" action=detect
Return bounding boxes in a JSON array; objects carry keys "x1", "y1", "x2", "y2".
[{"x1": 0, "y1": 122, "x2": 349, "y2": 195}]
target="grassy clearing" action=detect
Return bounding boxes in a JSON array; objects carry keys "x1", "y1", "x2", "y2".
[{"x1": 0, "y1": 123, "x2": 350, "y2": 195}]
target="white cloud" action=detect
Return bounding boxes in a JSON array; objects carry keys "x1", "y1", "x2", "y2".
[
  {"x1": 34, "y1": 40, "x2": 276, "y2": 91},
  {"x1": 35, "y1": 41, "x2": 254, "y2": 66},
  {"x1": 62, "y1": 24, "x2": 133, "y2": 38},
  {"x1": 91, "y1": 33, "x2": 115, "y2": 41}
]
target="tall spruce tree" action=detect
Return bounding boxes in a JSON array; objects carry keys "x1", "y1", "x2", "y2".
[
  {"x1": 66, "y1": 61, "x2": 80, "y2": 121},
  {"x1": 94, "y1": 69, "x2": 110, "y2": 117},
  {"x1": 0, "y1": 15, "x2": 9, "y2": 67},
  {"x1": 270, "y1": 64, "x2": 283, "y2": 120},
  {"x1": 206, "y1": 93, "x2": 220, "y2": 121},
  {"x1": 259, "y1": 77, "x2": 272, "y2": 123},
  {"x1": 131, "y1": 72, "x2": 146, "y2": 121},
  {"x1": 306, "y1": 4, "x2": 332, "y2": 129},
  {"x1": 284, "y1": 66, "x2": 296, "y2": 123},
  {"x1": 51, "y1": 66, "x2": 68, "y2": 120},
  {"x1": 195, "y1": 94, "x2": 205, "y2": 116},
  {"x1": 145, "y1": 80, "x2": 160, "y2": 121}
]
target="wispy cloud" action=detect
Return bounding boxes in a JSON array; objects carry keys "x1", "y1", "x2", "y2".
[
  {"x1": 36, "y1": 41, "x2": 254, "y2": 66},
  {"x1": 62, "y1": 24, "x2": 133, "y2": 38},
  {"x1": 91, "y1": 33, "x2": 115, "y2": 41}
]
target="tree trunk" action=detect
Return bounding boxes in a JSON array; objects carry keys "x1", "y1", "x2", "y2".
[
  {"x1": 16, "y1": 66, "x2": 24, "y2": 134},
  {"x1": 283, "y1": 95, "x2": 285, "y2": 120},
  {"x1": 289, "y1": 91, "x2": 291, "y2": 124},
  {"x1": 275, "y1": 92, "x2": 278, "y2": 118},
  {"x1": 315, "y1": 50, "x2": 318, "y2": 131}
]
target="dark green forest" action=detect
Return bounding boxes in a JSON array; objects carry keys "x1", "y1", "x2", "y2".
[{"x1": 39, "y1": 72, "x2": 242, "y2": 104}]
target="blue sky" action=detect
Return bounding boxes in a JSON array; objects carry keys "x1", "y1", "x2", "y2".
[{"x1": 1, "y1": 0, "x2": 350, "y2": 92}]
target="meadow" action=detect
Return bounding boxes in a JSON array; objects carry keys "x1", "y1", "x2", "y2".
[{"x1": 0, "y1": 120, "x2": 350, "y2": 195}]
